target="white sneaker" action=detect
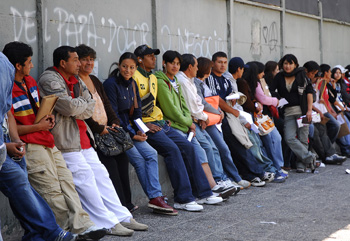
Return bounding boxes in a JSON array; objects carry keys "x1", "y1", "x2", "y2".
[
  {"x1": 251, "y1": 177, "x2": 266, "y2": 187},
  {"x1": 197, "y1": 195, "x2": 223, "y2": 205},
  {"x1": 280, "y1": 169, "x2": 288, "y2": 175},
  {"x1": 237, "y1": 180, "x2": 251, "y2": 189},
  {"x1": 211, "y1": 184, "x2": 225, "y2": 193},
  {"x1": 262, "y1": 172, "x2": 275, "y2": 183},
  {"x1": 223, "y1": 179, "x2": 235, "y2": 189},
  {"x1": 174, "y1": 201, "x2": 203, "y2": 211}
]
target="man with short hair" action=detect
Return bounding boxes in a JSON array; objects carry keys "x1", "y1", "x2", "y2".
[
  {"x1": 133, "y1": 45, "x2": 222, "y2": 211},
  {"x1": 38, "y1": 46, "x2": 147, "y2": 237},
  {"x1": 206, "y1": 53, "x2": 268, "y2": 187},
  {"x1": 0, "y1": 50, "x2": 75, "y2": 241},
  {"x1": 177, "y1": 53, "x2": 249, "y2": 190},
  {"x1": 3, "y1": 41, "x2": 107, "y2": 240}
]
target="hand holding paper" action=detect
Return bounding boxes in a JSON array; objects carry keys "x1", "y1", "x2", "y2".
[{"x1": 278, "y1": 98, "x2": 288, "y2": 108}]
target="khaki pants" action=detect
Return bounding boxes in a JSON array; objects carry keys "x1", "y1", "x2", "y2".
[{"x1": 25, "y1": 144, "x2": 93, "y2": 233}]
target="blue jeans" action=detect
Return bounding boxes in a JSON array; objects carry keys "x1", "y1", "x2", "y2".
[
  {"x1": 205, "y1": 125, "x2": 242, "y2": 182},
  {"x1": 194, "y1": 123, "x2": 227, "y2": 182},
  {"x1": 0, "y1": 155, "x2": 62, "y2": 241},
  {"x1": 126, "y1": 141, "x2": 162, "y2": 199},
  {"x1": 146, "y1": 122, "x2": 212, "y2": 202},
  {"x1": 247, "y1": 130, "x2": 277, "y2": 174},
  {"x1": 324, "y1": 112, "x2": 340, "y2": 143},
  {"x1": 260, "y1": 128, "x2": 283, "y2": 171},
  {"x1": 221, "y1": 118, "x2": 265, "y2": 181},
  {"x1": 335, "y1": 114, "x2": 350, "y2": 155}
]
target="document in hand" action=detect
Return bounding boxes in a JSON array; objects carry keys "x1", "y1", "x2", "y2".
[
  {"x1": 134, "y1": 118, "x2": 150, "y2": 133},
  {"x1": 34, "y1": 95, "x2": 58, "y2": 123},
  {"x1": 277, "y1": 98, "x2": 288, "y2": 108}
]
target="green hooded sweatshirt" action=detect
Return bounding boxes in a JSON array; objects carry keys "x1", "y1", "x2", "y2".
[{"x1": 154, "y1": 71, "x2": 193, "y2": 133}]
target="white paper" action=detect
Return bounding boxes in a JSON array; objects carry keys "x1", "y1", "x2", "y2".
[
  {"x1": 239, "y1": 110, "x2": 253, "y2": 124},
  {"x1": 251, "y1": 123, "x2": 260, "y2": 134},
  {"x1": 134, "y1": 118, "x2": 150, "y2": 133},
  {"x1": 278, "y1": 98, "x2": 288, "y2": 108},
  {"x1": 225, "y1": 93, "x2": 240, "y2": 100},
  {"x1": 337, "y1": 114, "x2": 345, "y2": 124},
  {"x1": 187, "y1": 132, "x2": 194, "y2": 142},
  {"x1": 215, "y1": 123, "x2": 222, "y2": 132}
]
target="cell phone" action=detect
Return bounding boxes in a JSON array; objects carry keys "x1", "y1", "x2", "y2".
[{"x1": 302, "y1": 117, "x2": 311, "y2": 124}]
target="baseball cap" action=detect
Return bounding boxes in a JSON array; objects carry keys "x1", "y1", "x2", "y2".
[
  {"x1": 333, "y1": 65, "x2": 347, "y2": 74},
  {"x1": 229, "y1": 57, "x2": 249, "y2": 73},
  {"x1": 134, "y1": 44, "x2": 160, "y2": 57}
]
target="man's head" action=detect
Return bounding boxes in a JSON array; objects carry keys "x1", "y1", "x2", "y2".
[
  {"x1": 180, "y1": 54, "x2": 198, "y2": 78},
  {"x1": 162, "y1": 50, "x2": 182, "y2": 78},
  {"x1": 303, "y1": 61, "x2": 320, "y2": 82},
  {"x1": 228, "y1": 57, "x2": 248, "y2": 79},
  {"x1": 134, "y1": 44, "x2": 160, "y2": 72},
  {"x1": 3, "y1": 41, "x2": 34, "y2": 77},
  {"x1": 211, "y1": 51, "x2": 228, "y2": 76},
  {"x1": 53, "y1": 46, "x2": 81, "y2": 77}
]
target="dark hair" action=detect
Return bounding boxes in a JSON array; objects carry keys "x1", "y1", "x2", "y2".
[
  {"x1": 2, "y1": 41, "x2": 33, "y2": 67},
  {"x1": 303, "y1": 61, "x2": 320, "y2": 73},
  {"x1": 180, "y1": 54, "x2": 195, "y2": 72},
  {"x1": 163, "y1": 50, "x2": 182, "y2": 65},
  {"x1": 319, "y1": 64, "x2": 331, "y2": 77},
  {"x1": 278, "y1": 54, "x2": 299, "y2": 70},
  {"x1": 197, "y1": 57, "x2": 213, "y2": 78},
  {"x1": 331, "y1": 67, "x2": 342, "y2": 81},
  {"x1": 53, "y1": 46, "x2": 76, "y2": 68},
  {"x1": 75, "y1": 44, "x2": 96, "y2": 59},
  {"x1": 243, "y1": 62, "x2": 259, "y2": 98},
  {"x1": 251, "y1": 61, "x2": 264, "y2": 74},
  {"x1": 108, "y1": 52, "x2": 138, "y2": 78},
  {"x1": 212, "y1": 51, "x2": 227, "y2": 62},
  {"x1": 345, "y1": 65, "x2": 350, "y2": 78},
  {"x1": 264, "y1": 61, "x2": 278, "y2": 86}
]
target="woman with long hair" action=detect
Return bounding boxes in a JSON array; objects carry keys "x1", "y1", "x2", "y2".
[
  {"x1": 271, "y1": 54, "x2": 316, "y2": 173},
  {"x1": 103, "y1": 51, "x2": 177, "y2": 215}
]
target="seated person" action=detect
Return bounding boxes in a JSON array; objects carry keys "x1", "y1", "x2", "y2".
[
  {"x1": 102, "y1": 51, "x2": 177, "y2": 215},
  {"x1": 154, "y1": 49, "x2": 223, "y2": 207}
]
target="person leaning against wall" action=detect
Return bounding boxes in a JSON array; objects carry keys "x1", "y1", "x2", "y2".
[
  {"x1": 37, "y1": 45, "x2": 148, "y2": 237},
  {"x1": 75, "y1": 44, "x2": 139, "y2": 214}
]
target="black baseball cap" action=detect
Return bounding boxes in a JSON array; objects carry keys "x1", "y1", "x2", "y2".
[{"x1": 134, "y1": 44, "x2": 160, "y2": 57}]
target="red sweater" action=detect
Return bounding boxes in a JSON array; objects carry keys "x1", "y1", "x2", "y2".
[{"x1": 12, "y1": 75, "x2": 55, "y2": 148}]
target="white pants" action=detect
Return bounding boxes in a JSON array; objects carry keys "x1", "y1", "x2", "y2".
[{"x1": 62, "y1": 147, "x2": 132, "y2": 229}]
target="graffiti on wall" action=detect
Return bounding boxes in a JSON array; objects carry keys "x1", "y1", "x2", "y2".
[
  {"x1": 10, "y1": 6, "x2": 225, "y2": 57},
  {"x1": 250, "y1": 19, "x2": 278, "y2": 58}
]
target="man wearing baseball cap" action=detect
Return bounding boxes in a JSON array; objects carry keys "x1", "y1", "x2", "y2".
[{"x1": 132, "y1": 45, "x2": 222, "y2": 212}]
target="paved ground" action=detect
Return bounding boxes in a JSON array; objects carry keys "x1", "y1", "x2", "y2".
[{"x1": 101, "y1": 160, "x2": 350, "y2": 241}]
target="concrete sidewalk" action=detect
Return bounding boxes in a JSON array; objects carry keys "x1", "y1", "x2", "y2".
[{"x1": 102, "y1": 160, "x2": 350, "y2": 241}]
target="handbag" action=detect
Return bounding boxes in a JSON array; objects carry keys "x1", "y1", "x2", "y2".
[
  {"x1": 94, "y1": 126, "x2": 134, "y2": 156},
  {"x1": 203, "y1": 95, "x2": 221, "y2": 126},
  {"x1": 254, "y1": 113, "x2": 275, "y2": 136}
]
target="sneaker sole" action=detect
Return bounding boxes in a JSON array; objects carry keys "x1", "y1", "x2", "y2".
[
  {"x1": 173, "y1": 204, "x2": 203, "y2": 212},
  {"x1": 218, "y1": 187, "x2": 236, "y2": 199},
  {"x1": 153, "y1": 209, "x2": 178, "y2": 216},
  {"x1": 147, "y1": 203, "x2": 173, "y2": 212},
  {"x1": 77, "y1": 229, "x2": 107, "y2": 240},
  {"x1": 251, "y1": 182, "x2": 265, "y2": 187}
]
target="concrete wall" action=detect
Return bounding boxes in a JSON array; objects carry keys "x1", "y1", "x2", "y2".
[{"x1": 1, "y1": 0, "x2": 350, "y2": 239}]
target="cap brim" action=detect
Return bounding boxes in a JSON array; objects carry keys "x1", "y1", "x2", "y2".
[{"x1": 144, "y1": 48, "x2": 160, "y2": 55}]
